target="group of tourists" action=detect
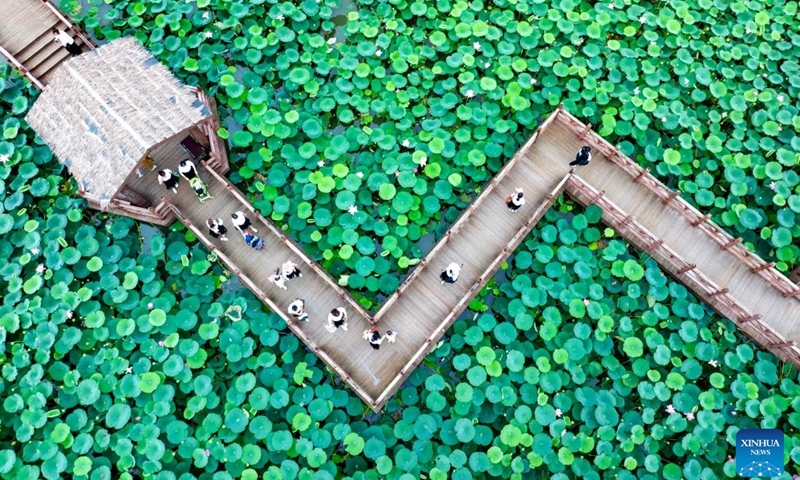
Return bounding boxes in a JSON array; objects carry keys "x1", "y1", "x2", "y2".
[
  {"x1": 204, "y1": 211, "x2": 264, "y2": 250},
  {"x1": 152, "y1": 145, "x2": 596, "y2": 353},
  {"x1": 157, "y1": 159, "x2": 213, "y2": 203},
  {"x1": 284, "y1": 299, "x2": 398, "y2": 350}
]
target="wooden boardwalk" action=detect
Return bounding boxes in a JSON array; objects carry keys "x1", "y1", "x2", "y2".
[
  {"x1": 128, "y1": 107, "x2": 799, "y2": 410},
  {"x1": 0, "y1": 0, "x2": 94, "y2": 88}
]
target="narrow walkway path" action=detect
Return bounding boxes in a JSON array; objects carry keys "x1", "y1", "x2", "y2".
[{"x1": 0, "y1": 0, "x2": 94, "y2": 88}]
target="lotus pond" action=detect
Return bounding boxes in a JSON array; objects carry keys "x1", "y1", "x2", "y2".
[{"x1": 0, "y1": 0, "x2": 798, "y2": 478}]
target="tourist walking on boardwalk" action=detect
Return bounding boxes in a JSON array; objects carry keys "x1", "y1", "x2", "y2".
[
  {"x1": 505, "y1": 187, "x2": 525, "y2": 212},
  {"x1": 231, "y1": 211, "x2": 258, "y2": 233},
  {"x1": 569, "y1": 146, "x2": 592, "y2": 168},
  {"x1": 206, "y1": 218, "x2": 228, "y2": 241},
  {"x1": 325, "y1": 307, "x2": 348, "y2": 332},
  {"x1": 242, "y1": 229, "x2": 264, "y2": 250},
  {"x1": 363, "y1": 328, "x2": 397, "y2": 350},
  {"x1": 157, "y1": 169, "x2": 179, "y2": 193},
  {"x1": 282, "y1": 260, "x2": 302, "y2": 280},
  {"x1": 179, "y1": 159, "x2": 212, "y2": 203},
  {"x1": 268, "y1": 269, "x2": 287, "y2": 290},
  {"x1": 288, "y1": 298, "x2": 309, "y2": 322},
  {"x1": 52, "y1": 28, "x2": 82, "y2": 56},
  {"x1": 440, "y1": 262, "x2": 462, "y2": 285}
]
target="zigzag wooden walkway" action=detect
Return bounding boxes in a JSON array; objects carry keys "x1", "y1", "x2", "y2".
[
  {"x1": 0, "y1": 0, "x2": 95, "y2": 88},
  {"x1": 5, "y1": 0, "x2": 795, "y2": 411},
  {"x1": 139, "y1": 108, "x2": 799, "y2": 411}
]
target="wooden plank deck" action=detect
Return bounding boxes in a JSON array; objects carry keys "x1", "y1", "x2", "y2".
[
  {"x1": 104, "y1": 107, "x2": 800, "y2": 410},
  {"x1": 0, "y1": 0, "x2": 95, "y2": 88}
]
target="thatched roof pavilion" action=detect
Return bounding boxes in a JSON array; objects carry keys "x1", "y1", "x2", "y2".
[{"x1": 25, "y1": 37, "x2": 228, "y2": 224}]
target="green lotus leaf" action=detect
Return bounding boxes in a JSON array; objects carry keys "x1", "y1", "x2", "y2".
[{"x1": 139, "y1": 372, "x2": 161, "y2": 394}]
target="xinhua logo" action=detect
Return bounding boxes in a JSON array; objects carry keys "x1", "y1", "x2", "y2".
[{"x1": 736, "y1": 429, "x2": 784, "y2": 477}]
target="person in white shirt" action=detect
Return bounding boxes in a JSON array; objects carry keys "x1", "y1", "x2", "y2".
[
  {"x1": 325, "y1": 307, "x2": 347, "y2": 332},
  {"x1": 505, "y1": 188, "x2": 525, "y2": 212},
  {"x1": 440, "y1": 262, "x2": 462, "y2": 285},
  {"x1": 52, "y1": 29, "x2": 82, "y2": 56},
  {"x1": 287, "y1": 299, "x2": 309, "y2": 322}
]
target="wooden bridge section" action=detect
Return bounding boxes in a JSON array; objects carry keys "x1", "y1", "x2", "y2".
[
  {"x1": 135, "y1": 107, "x2": 799, "y2": 411},
  {"x1": 0, "y1": 0, "x2": 95, "y2": 88},
  {"x1": 555, "y1": 109, "x2": 800, "y2": 363}
]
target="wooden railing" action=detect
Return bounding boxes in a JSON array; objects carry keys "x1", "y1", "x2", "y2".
[
  {"x1": 566, "y1": 174, "x2": 800, "y2": 364},
  {"x1": 0, "y1": 45, "x2": 44, "y2": 90},
  {"x1": 555, "y1": 109, "x2": 800, "y2": 300},
  {"x1": 163, "y1": 199, "x2": 377, "y2": 407}
]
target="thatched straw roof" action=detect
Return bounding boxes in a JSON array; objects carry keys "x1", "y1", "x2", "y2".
[{"x1": 25, "y1": 37, "x2": 211, "y2": 205}]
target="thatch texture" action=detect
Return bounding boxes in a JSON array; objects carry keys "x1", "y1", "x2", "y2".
[{"x1": 25, "y1": 37, "x2": 211, "y2": 205}]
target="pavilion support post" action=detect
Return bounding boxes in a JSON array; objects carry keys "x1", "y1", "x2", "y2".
[
  {"x1": 691, "y1": 214, "x2": 710, "y2": 227},
  {"x1": 790, "y1": 265, "x2": 800, "y2": 284}
]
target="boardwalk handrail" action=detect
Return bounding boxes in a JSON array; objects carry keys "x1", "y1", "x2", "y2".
[
  {"x1": 566, "y1": 174, "x2": 800, "y2": 363},
  {"x1": 373, "y1": 172, "x2": 573, "y2": 408},
  {"x1": 162, "y1": 199, "x2": 378, "y2": 407},
  {"x1": 372, "y1": 108, "x2": 563, "y2": 324},
  {"x1": 555, "y1": 109, "x2": 800, "y2": 301},
  {"x1": 0, "y1": 45, "x2": 44, "y2": 90}
]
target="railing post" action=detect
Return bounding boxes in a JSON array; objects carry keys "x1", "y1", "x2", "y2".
[
  {"x1": 737, "y1": 313, "x2": 762, "y2": 323},
  {"x1": 644, "y1": 239, "x2": 663, "y2": 253},
  {"x1": 691, "y1": 214, "x2": 710, "y2": 227},
  {"x1": 677, "y1": 264, "x2": 697, "y2": 275},
  {"x1": 589, "y1": 190, "x2": 605, "y2": 205},
  {"x1": 752, "y1": 262, "x2": 775, "y2": 273},
  {"x1": 633, "y1": 168, "x2": 650, "y2": 184},
  {"x1": 662, "y1": 190, "x2": 681, "y2": 205},
  {"x1": 721, "y1": 237, "x2": 742, "y2": 251}
]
